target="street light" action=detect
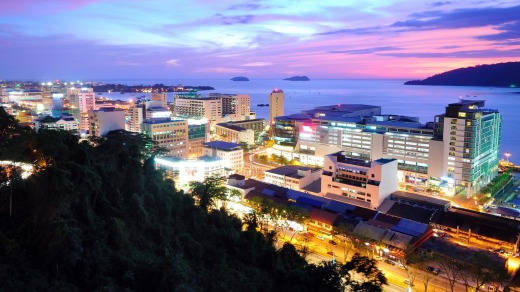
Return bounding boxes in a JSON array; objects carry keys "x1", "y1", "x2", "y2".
[{"x1": 505, "y1": 152, "x2": 511, "y2": 163}]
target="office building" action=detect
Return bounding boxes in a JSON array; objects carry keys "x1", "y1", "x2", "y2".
[
  {"x1": 264, "y1": 165, "x2": 322, "y2": 191},
  {"x1": 217, "y1": 118, "x2": 266, "y2": 145},
  {"x1": 141, "y1": 118, "x2": 188, "y2": 158},
  {"x1": 188, "y1": 122, "x2": 209, "y2": 158},
  {"x1": 209, "y1": 93, "x2": 252, "y2": 121},
  {"x1": 203, "y1": 141, "x2": 244, "y2": 172},
  {"x1": 215, "y1": 123, "x2": 255, "y2": 146},
  {"x1": 321, "y1": 152, "x2": 398, "y2": 209}
]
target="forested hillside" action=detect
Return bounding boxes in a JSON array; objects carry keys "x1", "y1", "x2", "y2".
[
  {"x1": 0, "y1": 107, "x2": 385, "y2": 291},
  {"x1": 405, "y1": 61, "x2": 520, "y2": 87}
]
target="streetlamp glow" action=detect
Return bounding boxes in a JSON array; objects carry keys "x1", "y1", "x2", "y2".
[{"x1": 505, "y1": 152, "x2": 511, "y2": 162}]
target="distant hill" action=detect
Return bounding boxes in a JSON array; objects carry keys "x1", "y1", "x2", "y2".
[
  {"x1": 231, "y1": 76, "x2": 249, "y2": 81},
  {"x1": 284, "y1": 76, "x2": 310, "y2": 81},
  {"x1": 404, "y1": 62, "x2": 520, "y2": 87}
]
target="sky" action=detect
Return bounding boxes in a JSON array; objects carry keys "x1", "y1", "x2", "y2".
[{"x1": 0, "y1": 0, "x2": 519, "y2": 80}]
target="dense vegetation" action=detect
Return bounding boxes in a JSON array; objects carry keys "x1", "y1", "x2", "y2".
[
  {"x1": 0, "y1": 107, "x2": 385, "y2": 291},
  {"x1": 404, "y1": 61, "x2": 520, "y2": 87}
]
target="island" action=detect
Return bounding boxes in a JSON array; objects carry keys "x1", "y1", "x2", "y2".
[
  {"x1": 284, "y1": 76, "x2": 310, "y2": 81},
  {"x1": 230, "y1": 76, "x2": 249, "y2": 81},
  {"x1": 404, "y1": 61, "x2": 520, "y2": 87},
  {"x1": 92, "y1": 83, "x2": 214, "y2": 93}
]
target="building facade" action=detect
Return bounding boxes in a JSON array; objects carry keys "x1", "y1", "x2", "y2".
[
  {"x1": 269, "y1": 89, "x2": 284, "y2": 129},
  {"x1": 203, "y1": 141, "x2": 244, "y2": 172},
  {"x1": 264, "y1": 165, "x2": 322, "y2": 191},
  {"x1": 141, "y1": 118, "x2": 188, "y2": 158},
  {"x1": 33, "y1": 113, "x2": 79, "y2": 133},
  {"x1": 434, "y1": 100, "x2": 502, "y2": 197},
  {"x1": 321, "y1": 152, "x2": 398, "y2": 209},
  {"x1": 88, "y1": 107, "x2": 126, "y2": 137},
  {"x1": 215, "y1": 123, "x2": 255, "y2": 146}
]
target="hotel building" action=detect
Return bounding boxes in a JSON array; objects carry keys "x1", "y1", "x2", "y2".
[{"x1": 433, "y1": 100, "x2": 501, "y2": 197}]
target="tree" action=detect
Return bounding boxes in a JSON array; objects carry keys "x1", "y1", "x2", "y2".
[
  {"x1": 342, "y1": 253, "x2": 388, "y2": 292},
  {"x1": 189, "y1": 176, "x2": 227, "y2": 211},
  {"x1": 436, "y1": 255, "x2": 462, "y2": 292},
  {"x1": 405, "y1": 249, "x2": 432, "y2": 292}
]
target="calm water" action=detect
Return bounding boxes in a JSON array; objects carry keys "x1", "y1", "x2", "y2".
[{"x1": 97, "y1": 79, "x2": 520, "y2": 165}]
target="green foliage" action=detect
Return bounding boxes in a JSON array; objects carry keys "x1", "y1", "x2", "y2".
[{"x1": 0, "y1": 110, "x2": 388, "y2": 291}]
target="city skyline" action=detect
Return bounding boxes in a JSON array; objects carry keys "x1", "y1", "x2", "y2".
[{"x1": 1, "y1": 0, "x2": 519, "y2": 80}]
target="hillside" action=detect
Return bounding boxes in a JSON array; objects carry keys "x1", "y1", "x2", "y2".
[
  {"x1": 404, "y1": 61, "x2": 520, "y2": 87},
  {"x1": 0, "y1": 107, "x2": 386, "y2": 292}
]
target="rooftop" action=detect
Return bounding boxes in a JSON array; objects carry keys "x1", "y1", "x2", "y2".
[
  {"x1": 204, "y1": 140, "x2": 242, "y2": 150},
  {"x1": 329, "y1": 152, "x2": 371, "y2": 167},
  {"x1": 216, "y1": 123, "x2": 247, "y2": 132},
  {"x1": 265, "y1": 165, "x2": 316, "y2": 178}
]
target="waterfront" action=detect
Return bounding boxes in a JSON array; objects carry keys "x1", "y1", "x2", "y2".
[{"x1": 95, "y1": 78, "x2": 520, "y2": 165}]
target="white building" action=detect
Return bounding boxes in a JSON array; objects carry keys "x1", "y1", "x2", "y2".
[
  {"x1": 174, "y1": 96, "x2": 222, "y2": 127},
  {"x1": 155, "y1": 156, "x2": 226, "y2": 191},
  {"x1": 321, "y1": 152, "x2": 398, "y2": 209},
  {"x1": 264, "y1": 165, "x2": 322, "y2": 191},
  {"x1": 203, "y1": 141, "x2": 244, "y2": 172},
  {"x1": 33, "y1": 113, "x2": 79, "y2": 133},
  {"x1": 142, "y1": 118, "x2": 188, "y2": 158},
  {"x1": 88, "y1": 107, "x2": 125, "y2": 137}
]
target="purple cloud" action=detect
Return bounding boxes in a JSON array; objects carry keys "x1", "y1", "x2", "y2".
[
  {"x1": 329, "y1": 46, "x2": 401, "y2": 54},
  {"x1": 380, "y1": 48, "x2": 520, "y2": 58}
]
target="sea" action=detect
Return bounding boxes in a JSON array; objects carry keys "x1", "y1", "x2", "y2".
[{"x1": 94, "y1": 79, "x2": 520, "y2": 165}]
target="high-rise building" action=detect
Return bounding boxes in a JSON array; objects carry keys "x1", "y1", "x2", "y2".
[
  {"x1": 88, "y1": 107, "x2": 125, "y2": 137},
  {"x1": 433, "y1": 100, "x2": 501, "y2": 197},
  {"x1": 269, "y1": 89, "x2": 284, "y2": 129}
]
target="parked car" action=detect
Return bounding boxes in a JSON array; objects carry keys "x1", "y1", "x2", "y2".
[
  {"x1": 398, "y1": 264, "x2": 408, "y2": 270},
  {"x1": 426, "y1": 266, "x2": 434, "y2": 272},
  {"x1": 316, "y1": 235, "x2": 325, "y2": 241},
  {"x1": 329, "y1": 240, "x2": 337, "y2": 245},
  {"x1": 432, "y1": 268, "x2": 440, "y2": 275}
]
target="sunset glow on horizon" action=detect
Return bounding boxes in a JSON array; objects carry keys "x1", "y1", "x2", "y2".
[{"x1": 1, "y1": 0, "x2": 519, "y2": 80}]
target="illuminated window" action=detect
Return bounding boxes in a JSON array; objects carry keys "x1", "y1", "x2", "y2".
[{"x1": 458, "y1": 112, "x2": 467, "y2": 118}]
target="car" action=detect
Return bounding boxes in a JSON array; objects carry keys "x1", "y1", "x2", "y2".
[
  {"x1": 404, "y1": 279, "x2": 414, "y2": 287},
  {"x1": 375, "y1": 256, "x2": 383, "y2": 261},
  {"x1": 316, "y1": 235, "x2": 325, "y2": 241},
  {"x1": 385, "y1": 259, "x2": 396, "y2": 265},
  {"x1": 303, "y1": 232, "x2": 314, "y2": 238},
  {"x1": 398, "y1": 264, "x2": 408, "y2": 270},
  {"x1": 426, "y1": 266, "x2": 434, "y2": 272},
  {"x1": 327, "y1": 251, "x2": 334, "y2": 255},
  {"x1": 432, "y1": 268, "x2": 440, "y2": 275},
  {"x1": 329, "y1": 240, "x2": 337, "y2": 245},
  {"x1": 497, "y1": 249, "x2": 505, "y2": 254}
]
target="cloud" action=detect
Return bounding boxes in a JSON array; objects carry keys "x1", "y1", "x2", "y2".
[
  {"x1": 228, "y1": 3, "x2": 263, "y2": 11},
  {"x1": 166, "y1": 59, "x2": 180, "y2": 66},
  {"x1": 193, "y1": 67, "x2": 247, "y2": 73},
  {"x1": 380, "y1": 48, "x2": 520, "y2": 58},
  {"x1": 240, "y1": 62, "x2": 273, "y2": 67},
  {"x1": 315, "y1": 26, "x2": 382, "y2": 36},
  {"x1": 214, "y1": 13, "x2": 254, "y2": 25},
  {"x1": 0, "y1": 0, "x2": 101, "y2": 15},
  {"x1": 390, "y1": 5, "x2": 520, "y2": 30},
  {"x1": 329, "y1": 46, "x2": 401, "y2": 55},
  {"x1": 117, "y1": 61, "x2": 141, "y2": 66},
  {"x1": 431, "y1": 1, "x2": 451, "y2": 7}
]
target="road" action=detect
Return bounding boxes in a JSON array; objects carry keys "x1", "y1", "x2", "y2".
[{"x1": 275, "y1": 228, "x2": 468, "y2": 292}]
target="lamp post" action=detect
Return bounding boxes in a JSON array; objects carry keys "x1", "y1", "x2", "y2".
[{"x1": 505, "y1": 152, "x2": 511, "y2": 164}]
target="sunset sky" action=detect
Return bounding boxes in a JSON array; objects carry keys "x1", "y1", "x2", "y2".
[{"x1": 1, "y1": 0, "x2": 519, "y2": 80}]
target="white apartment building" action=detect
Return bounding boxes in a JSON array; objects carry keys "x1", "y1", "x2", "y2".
[
  {"x1": 321, "y1": 152, "x2": 398, "y2": 209},
  {"x1": 203, "y1": 141, "x2": 244, "y2": 172},
  {"x1": 264, "y1": 165, "x2": 322, "y2": 191},
  {"x1": 155, "y1": 156, "x2": 226, "y2": 191}
]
